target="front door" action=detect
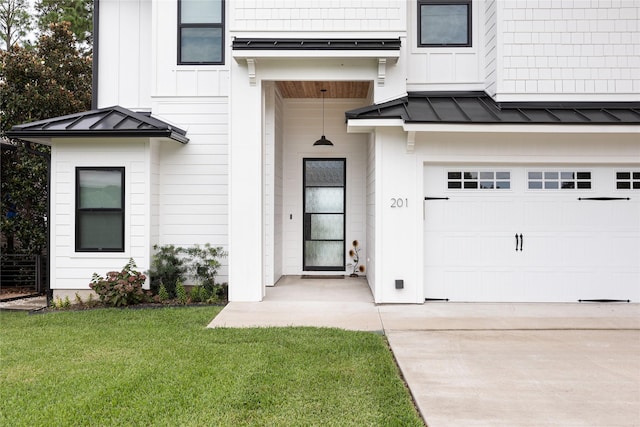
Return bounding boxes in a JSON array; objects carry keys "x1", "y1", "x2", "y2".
[{"x1": 303, "y1": 158, "x2": 346, "y2": 271}]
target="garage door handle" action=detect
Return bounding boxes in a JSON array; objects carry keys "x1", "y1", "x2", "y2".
[
  {"x1": 520, "y1": 234, "x2": 523, "y2": 251},
  {"x1": 515, "y1": 234, "x2": 523, "y2": 251},
  {"x1": 515, "y1": 234, "x2": 519, "y2": 251}
]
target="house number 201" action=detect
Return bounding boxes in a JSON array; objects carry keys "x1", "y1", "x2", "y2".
[{"x1": 390, "y1": 198, "x2": 408, "y2": 208}]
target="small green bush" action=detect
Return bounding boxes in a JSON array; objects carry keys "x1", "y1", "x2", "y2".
[
  {"x1": 158, "y1": 284, "x2": 169, "y2": 302},
  {"x1": 183, "y1": 244, "x2": 226, "y2": 293},
  {"x1": 89, "y1": 259, "x2": 148, "y2": 307},
  {"x1": 147, "y1": 244, "x2": 187, "y2": 298},
  {"x1": 148, "y1": 244, "x2": 227, "y2": 301},
  {"x1": 50, "y1": 295, "x2": 71, "y2": 310},
  {"x1": 189, "y1": 286, "x2": 210, "y2": 303},
  {"x1": 175, "y1": 281, "x2": 188, "y2": 305}
]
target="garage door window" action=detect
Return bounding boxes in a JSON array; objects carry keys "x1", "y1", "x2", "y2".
[
  {"x1": 448, "y1": 171, "x2": 510, "y2": 189},
  {"x1": 616, "y1": 172, "x2": 640, "y2": 189},
  {"x1": 528, "y1": 171, "x2": 591, "y2": 190}
]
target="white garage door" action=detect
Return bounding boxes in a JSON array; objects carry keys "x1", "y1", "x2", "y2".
[{"x1": 424, "y1": 166, "x2": 640, "y2": 302}]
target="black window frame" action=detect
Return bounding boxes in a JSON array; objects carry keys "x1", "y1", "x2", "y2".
[
  {"x1": 418, "y1": 0, "x2": 472, "y2": 47},
  {"x1": 75, "y1": 167, "x2": 125, "y2": 253},
  {"x1": 177, "y1": 0, "x2": 225, "y2": 65}
]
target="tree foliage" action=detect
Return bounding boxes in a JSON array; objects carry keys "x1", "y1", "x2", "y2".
[
  {"x1": 35, "y1": 0, "x2": 93, "y2": 46},
  {"x1": 1, "y1": 22, "x2": 92, "y2": 254},
  {"x1": 0, "y1": 0, "x2": 32, "y2": 50}
]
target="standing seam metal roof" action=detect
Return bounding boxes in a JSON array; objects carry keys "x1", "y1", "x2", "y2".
[
  {"x1": 232, "y1": 38, "x2": 402, "y2": 50},
  {"x1": 345, "y1": 92, "x2": 640, "y2": 125},
  {"x1": 7, "y1": 106, "x2": 189, "y2": 143}
]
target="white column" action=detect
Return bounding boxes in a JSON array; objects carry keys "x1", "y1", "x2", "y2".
[{"x1": 228, "y1": 60, "x2": 264, "y2": 301}]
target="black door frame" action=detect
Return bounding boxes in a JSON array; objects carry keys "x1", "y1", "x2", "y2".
[{"x1": 302, "y1": 158, "x2": 346, "y2": 271}]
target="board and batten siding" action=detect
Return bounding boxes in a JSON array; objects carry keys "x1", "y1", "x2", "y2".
[
  {"x1": 484, "y1": 0, "x2": 498, "y2": 96},
  {"x1": 153, "y1": 0, "x2": 230, "y2": 99},
  {"x1": 153, "y1": 99, "x2": 230, "y2": 283},
  {"x1": 97, "y1": 0, "x2": 152, "y2": 109},
  {"x1": 496, "y1": 1, "x2": 640, "y2": 100},
  {"x1": 406, "y1": 0, "x2": 484, "y2": 91},
  {"x1": 50, "y1": 139, "x2": 151, "y2": 291},
  {"x1": 281, "y1": 98, "x2": 369, "y2": 275}
]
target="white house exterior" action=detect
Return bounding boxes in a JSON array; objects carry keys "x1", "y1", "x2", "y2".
[{"x1": 9, "y1": 0, "x2": 640, "y2": 303}]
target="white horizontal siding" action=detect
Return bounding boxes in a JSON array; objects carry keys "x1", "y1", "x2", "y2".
[
  {"x1": 50, "y1": 139, "x2": 150, "y2": 290},
  {"x1": 154, "y1": 99, "x2": 230, "y2": 283}
]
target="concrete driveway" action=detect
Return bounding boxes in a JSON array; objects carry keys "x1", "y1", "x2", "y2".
[
  {"x1": 380, "y1": 303, "x2": 640, "y2": 427},
  {"x1": 209, "y1": 277, "x2": 640, "y2": 426}
]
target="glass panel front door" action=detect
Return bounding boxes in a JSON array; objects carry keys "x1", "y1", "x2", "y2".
[{"x1": 303, "y1": 159, "x2": 345, "y2": 271}]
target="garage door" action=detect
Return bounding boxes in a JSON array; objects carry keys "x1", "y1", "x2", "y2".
[{"x1": 424, "y1": 166, "x2": 640, "y2": 302}]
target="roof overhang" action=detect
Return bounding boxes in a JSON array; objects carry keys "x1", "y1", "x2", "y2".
[
  {"x1": 346, "y1": 91, "x2": 640, "y2": 134},
  {"x1": 348, "y1": 120, "x2": 640, "y2": 135},
  {"x1": 232, "y1": 37, "x2": 401, "y2": 60},
  {"x1": 6, "y1": 106, "x2": 189, "y2": 145}
]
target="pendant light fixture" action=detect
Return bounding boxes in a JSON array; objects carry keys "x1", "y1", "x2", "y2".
[{"x1": 313, "y1": 89, "x2": 333, "y2": 146}]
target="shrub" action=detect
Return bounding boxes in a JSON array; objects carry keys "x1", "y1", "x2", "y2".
[
  {"x1": 206, "y1": 283, "x2": 228, "y2": 304},
  {"x1": 147, "y1": 245, "x2": 187, "y2": 298},
  {"x1": 89, "y1": 259, "x2": 148, "y2": 307},
  {"x1": 148, "y1": 244, "x2": 227, "y2": 301},
  {"x1": 50, "y1": 295, "x2": 71, "y2": 310},
  {"x1": 183, "y1": 244, "x2": 227, "y2": 293},
  {"x1": 175, "y1": 281, "x2": 188, "y2": 305},
  {"x1": 158, "y1": 284, "x2": 169, "y2": 302},
  {"x1": 189, "y1": 285, "x2": 210, "y2": 303}
]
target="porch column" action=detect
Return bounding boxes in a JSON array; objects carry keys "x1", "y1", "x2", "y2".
[{"x1": 229, "y1": 60, "x2": 263, "y2": 301}]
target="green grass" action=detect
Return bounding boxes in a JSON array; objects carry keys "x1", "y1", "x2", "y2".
[{"x1": 0, "y1": 307, "x2": 423, "y2": 426}]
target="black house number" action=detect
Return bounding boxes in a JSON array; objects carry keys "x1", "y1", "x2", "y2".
[{"x1": 390, "y1": 198, "x2": 408, "y2": 208}]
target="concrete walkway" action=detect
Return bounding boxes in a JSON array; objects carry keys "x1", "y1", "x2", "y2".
[{"x1": 209, "y1": 277, "x2": 640, "y2": 426}]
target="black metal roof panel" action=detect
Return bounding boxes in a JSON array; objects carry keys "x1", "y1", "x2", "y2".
[
  {"x1": 233, "y1": 38, "x2": 401, "y2": 50},
  {"x1": 7, "y1": 106, "x2": 189, "y2": 144},
  {"x1": 345, "y1": 92, "x2": 640, "y2": 125}
]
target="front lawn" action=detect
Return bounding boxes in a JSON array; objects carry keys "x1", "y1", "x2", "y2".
[{"x1": 0, "y1": 307, "x2": 423, "y2": 426}]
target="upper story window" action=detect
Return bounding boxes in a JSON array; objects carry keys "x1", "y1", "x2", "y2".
[
  {"x1": 418, "y1": 0, "x2": 471, "y2": 47},
  {"x1": 76, "y1": 167, "x2": 125, "y2": 252},
  {"x1": 178, "y1": 0, "x2": 224, "y2": 65}
]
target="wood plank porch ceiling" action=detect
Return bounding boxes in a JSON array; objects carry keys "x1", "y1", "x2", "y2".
[{"x1": 276, "y1": 81, "x2": 370, "y2": 99}]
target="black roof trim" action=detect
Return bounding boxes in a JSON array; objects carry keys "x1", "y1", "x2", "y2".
[
  {"x1": 345, "y1": 91, "x2": 640, "y2": 125},
  {"x1": 7, "y1": 106, "x2": 189, "y2": 144},
  {"x1": 233, "y1": 37, "x2": 401, "y2": 50}
]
